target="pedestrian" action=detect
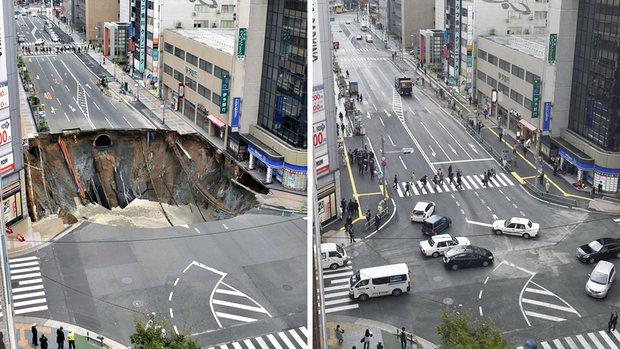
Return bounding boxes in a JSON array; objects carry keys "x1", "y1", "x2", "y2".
[
  {"x1": 487, "y1": 169, "x2": 493, "y2": 180},
  {"x1": 341, "y1": 198, "x2": 347, "y2": 217},
  {"x1": 67, "y1": 331, "x2": 75, "y2": 349},
  {"x1": 353, "y1": 200, "x2": 359, "y2": 214},
  {"x1": 346, "y1": 214, "x2": 353, "y2": 230},
  {"x1": 399, "y1": 327, "x2": 407, "y2": 349},
  {"x1": 374, "y1": 215, "x2": 380, "y2": 232},
  {"x1": 432, "y1": 174, "x2": 438, "y2": 188},
  {"x1": 370, "y1": 163, "x2": 375, "y2": 180},
  {"x1": 456, "y1": 175, "x2": 462, "y2": 189},
  {"x1": 366, "y1": 209, "x2": 372, "y2": 223},
  {"x1": 56, "y1": 326, "x2": 65, "y2": 349},
  {"x1": 482, "y1": 172, "x2": 488, "y2": 187},
  {"x1": 404, "y1": 181, "x2": 411, "y2": 196},
  {"x1": 362, "y1": 329, "x2": 373, "y2": 349},
  {"x1": 348, "y1": 225, "x2": 356, "y2": 243},
  {"x1": 448, "y1": 165, "x2": 452, "y2": 177},
  {"x1": 609, "y1": 312, "x2": 617, "y2": 332},
  {"x1": 598, "y1": 181, "x2": 604, "y2": 194},
  {"x1": 348, "y1": 199, "x2": 356, "y2": 215},
  {"x1": 341, "y1": 123, "x2": 345, "y2": 136},
  {"x1": 591, "y1": 186, "x2": 596, "y2": 198},
  {"x1": 539, "y1": 172, "x2": 545, "y2": 186},
  {"x1": 393, "y1": 174, "x2": 398, "y2": 189},
  {"x1": 613, "y1": 311, "x2": 619, "y2": 332},
  {"x1": 545, "y1": 179, "x2": 550, "y2": 193},
  {"x1": 410, "y1": 171, "x2": 417, "y2": 188},
  {"x1": 335, "y1": 325, "x2": 345, "y2": 345},
  {"x1": 420, "y1": 175, "x2": 427, "y2": 188},
  {"x1": 32, "y1": 323, "x2": 38, "y2": 346},
  {"x1": 498, "y1": 128, "x2": 503, "y2": 144},
  {"x1": 40, "y1": 334, "x2": 48, "y2": 349},
  {"x1": 438, "y1": 171, "x2": 444, "y2": 185},
  {"x1": 522, "y1": 144, "x2": 528, "y2": 157}
]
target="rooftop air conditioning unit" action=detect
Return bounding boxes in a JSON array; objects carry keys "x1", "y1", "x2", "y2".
[{"x1": 175, "y1": 21, "x2": 182, "y2": 28}]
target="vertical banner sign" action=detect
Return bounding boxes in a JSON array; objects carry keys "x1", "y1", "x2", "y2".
[
  {"x1": 274, "y1": 96, "x2": 284, "y2": 125},
  {"x1": 548, "y1": 34, "x2": 557, "y2": 63},
  {"x1": 281, "y1": 27, "x2": 291, "y2": 59},
  {"x1": 313, "y1": 0, "x2": 329, "y2": 177},
  {"x1": 531, "y1": 79, "x2": 541, "y2": 118},
  {"x1": 139, "y1": 0, "x2": 147, "y2": 73},
  {"x1": 542, "y1": 102, "x2": 552, "y2": 134},
  {"x1": 231, "y1": 97, "x2": 241, "y2": 132},
  {"x1": 219, "y1": 75, "x2": 230, "y2": 114},
  {"x1": 0, "y1": 153, "x2": 15, "y2": 175},
  {"x1": 453, "y1": 0, "x2": 461, "y2": 79},
  {"x1": 236, "y1": 28, "x2": 247, "y2": 60},
  {"x1": 0, "y1": 119, "x2": 12, "y2": 147}
]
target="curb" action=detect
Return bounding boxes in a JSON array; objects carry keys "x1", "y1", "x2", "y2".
[{"x1": 8, "y1": 221, "x2": 85, "y2": 258}]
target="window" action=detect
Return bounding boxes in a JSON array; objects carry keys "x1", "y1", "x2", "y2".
[
  {"x1": 498, "y1": 82, "x2": 509, "y2": 96},
  {"x1": 173, "y1": 69, "x2": 184, "y2": 82},
  {"x1": 199, "y1": 59, "x2": 212, "y2": 74},
  {"x1": 510, "y1": 89, "x2": 523, "y2": 104},
  {"x1": 185, "y1": 77, "x2": 197, "y2": 91},
  {"x1": 477, "y1": 70, "x2": 487, "y2": 83},
  {"x1": 212, "y1": 93, "x2": 221, "y2": 106},
  {"x1": 511, "y1": 64, "x2": 525, "y2": 79},
  {"x1": 524, "y1": 97, "x2": 532, "y2": 110},
  {"x1": 372, "y1": 277, "x2": 390, "y2": 285},
  {"x1": 487, "y1": 76, "x2": 497, "y2": 89},
  {"x1": 220, "y1": 20, "x2": 235, "y2": 28},
  {"x1": 213, "y1": 66, "x2": 229, "y2": 79},
  {"x1": 508, "y1": 10, "x2": 521, "y2": 19},
  {"x1": 478, "y1": 49, "x2": 487, "y2": 61},
  {"x1": 186, "y1": 52, "x2": 198, "y2": 66},
  {"x1": 533, "y1": 26, "x2": 546, "y2": 34},
  {"x1": 487, "y1": 54, "x2": 498, "y2": 65},
  {"x1": 389, "y1": 275, "x2": 407, "y2": 283},
  {"x1": 356, "y1": 280, "x2": 369, "y2": 287},
  {"x1": 534, "y1": 11, "x2": 547, "y2": 20},
  {"x1": 174, "y1": 47, "x2": 185, "y2": 60},
  {"x1": 506, "y1": 27, "x2": 523, "y2": 35},
  {"x1": 146, "y1": 31, "x2": 153, "y2": 40},
  {"x1": 163, "y1": 64, "x2": 173, "y2": 76},
  {"x1": 220, "y1": 4, "x2": 235, "y2": 13},
  {"x1": 194, "y1": 4, "x2": 210, "y2": 12},
  {"x1": 164, "y1": 43, "x2": 174, "y2": 54},
  {"x1": 526, "y1": 71, "x2": 540, "y2": 84},
  {"x1": 499, "y1": 59, "x2": 511, "y2": 72},
  {"x1": 198, "y1": 84, "x2": 211, "y2": 100}
]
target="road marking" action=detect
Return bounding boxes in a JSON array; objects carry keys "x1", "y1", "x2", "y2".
[
  {"x1": 484, "y1": 277, "x2": 489, "y2": 285},
  {"x1": 19, "y1": 279, "x2": 43, "y2": 286},
  {"x1": 521, "y1": 298, "x2": 579, "y2": 313},
  {"x1": 420, "y1": 121, "x2": 451, "y2": 161},
  {"x1": 387, "y1": 134, "x2": 396, "y2": 146},
  {"x1": 384, "y1": 110, "x2": 390, "y2": 118},
  {"x1": 325, "y1": 304, "x2": 359, "y2": 313},
  {"x1": 222, "y1": 223, "x2": 229, "y2": 230},
  {"x1": 379, "y1": 116, "x2": 384, "y2": 126},
  {"x1": 10, "y1": 267, "x2": 40, "y2": 274},
  {"x1": 460, "y1": 209, "x2": 465, "y2": 215},
  {"x1": 512, "y1": 203, "x2": 518, "y2": 208},
  {"x1": 455, "y1": 201, "x2": 460, "y2": 207},
  {"x1": 212, "y1": 299, "x2": 270, "y2": 314},
  {"x1": 428, "y1": 145, "x2": 436, "y2": 157},
  {"x1": 12, "y1": 285, "x2": 44, "y2": 293},
  {"x1": 93, "y1": 101, "x2": 100, "y2": 110},
  {"x1": 541, "y1": 342, "x2": 553, "y2": 349},
  {"x1": 12, "y1": 291, "x2": 46, "y2": 301},
  {"x1": 373, "y1": 103, "x2": 376, "y2": 110},
  {"x1": 598, "y1": 331, "x2": 617, "y2": 349},
  {"x1": 324, "y1": 271, "x2": 353, "y2": 279},
  {"x1": 486, "y1": 206, "x2": 492, "y2": 211},
  {"x1": 588, "y1": 333, "x2": 605, "y2": 349},
  {"x1": 104, "y1": 116, "x2": 113, "y2": 127},
  {"x1": 169, "y1": 308, "x2": 174, "y2": 318},
  {"x1": 399, "y1": 156, "x2": 407, "y2": 170},
  {"x1": 524, "y1": 310, "x2": 565, "y2": 322},
  {"x1": 169, "y1": 292, "x2": 173, "y2": 301},
  {"x1": 524, "y1": 287, "x2": 554, "y2": 295},
  {"x1": 65, "y1": 85, "x2": 69, "y2": 91},
  {"x1": 11, "y1": 273, "x2": 41, "y2": 280},
  {"x1": 14, "y1": 305, "x2": 48, "y2": 315},
  {"x1": 478, "y1": 290, "x2": 483, "y2": 299},
  {"x1": 465, "y1": 219, "x2": 493, "y2": 228},
  {"x1": 174, "y1": 277, "x2": 180, "y2": 286},
  {"x1": 194, "y1": 228, "x2": 201, "y2": 234},
  {"x1": 492, "y1": 214, "x2": 498, "y2": 220},
  {"x1": 564, "y1": 337, "x2": 578, "y2": 349}
]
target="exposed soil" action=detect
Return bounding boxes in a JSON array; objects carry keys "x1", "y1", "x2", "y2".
[{"x1": 25, "y1": 130, "x2": 260, "y2": 226}]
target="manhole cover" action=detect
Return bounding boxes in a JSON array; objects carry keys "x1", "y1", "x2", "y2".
[
  {"x1": 133, "y1": 300, "x2": 143, "y2": 307},
  {"x1": 433, "y1": 276, "x2": 443, "y2": 282},
  {"x1": 442, "y1": 298, "x2": 454, "y2": 305},
  {"x1": 282, "y1": 284, "x2": 293, "y2": 291},
  {"x1": 121, "y1": 277, "x2": 133, "y2": 284}
]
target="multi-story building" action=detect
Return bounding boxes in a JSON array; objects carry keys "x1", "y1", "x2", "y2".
[
  {"x1": 387, "y1": 0, "x2": 434, "y2": 49},
  {"x1": 103, "y1": 22, "x2": 129, "y2": 60},
  {"x1": 419, "y1": 29, "x2": 444, "y2": 68},
  {"x1": 67, "y1": 0, "x2": 119, "y2": 42},
  {"x1": 119, "y1": 0, "x2": 130, "y2": 22}
]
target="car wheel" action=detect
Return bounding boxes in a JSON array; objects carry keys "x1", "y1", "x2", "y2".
[
  {"x1": 482, "y1": 261, "x2": 489, "y2": 267},
  {"x1": 589, "y1": 257, "x2": 596, "y2": 264},
  {"x1": 392, "y1": 289, "x2": 402, "y2": 297},
  {"x1": 432, "y1": 252, "x2": 440, "y2": 258},
  {"x1": 494, "y1": 229, "x2": 502, "y2": 235},
  {"x1": 330, "y1": 263, "x2": 339, "y2": 270},
  {"x1": 451, "y1": 264, "x2": 459, "y2": 271},
  {"x1": 358, "y1": 294, "x2": 369, "y2": 301},
  {"x1": 522, "y1": 233, "x2": 530, "y2": 239}
]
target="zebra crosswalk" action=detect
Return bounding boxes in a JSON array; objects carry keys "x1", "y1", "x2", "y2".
[
  {"x1": 337, "y1": 48, "x2": 379, "y2": 52},
  {"x1": 207, "y1": 326, "x2": 308, "y2": 349},
  {"x1": 339, "y1": 57, "x2": 388, "y2": 62},
  {"x1": 2, "y1": 255, "x2": 48, "y2": 316},
  {"x1": 613, "y1": 218, "x2": 620, "y2": 227},
  {"x1": 394, "y1": 173, "x2": 515, "y2": 197},
  {"x1": 516, "y1": 329, "x2": 620, "y2": 349},
  {"x1": 322, "y1": 265, "x2": 358, "y2": 314}
]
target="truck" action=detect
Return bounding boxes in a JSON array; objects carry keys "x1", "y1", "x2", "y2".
[{"x1": 395, "y1": 77, "x2": 413, "y2": 96}]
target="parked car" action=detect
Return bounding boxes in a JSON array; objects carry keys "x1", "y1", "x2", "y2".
[
  {"x1": 586, "y1": 260, "x2": 616, "y2": 298},
  {"x1": 410, "y1": 201, "x2": 435, "y2": 222},
  {"x1": 356, "y1": 34, "x2": 362, "y2": 40},
  {"x1": 443, "y1": 246, "x2": 494, "y2": 270},
  {"x1": 577, "y1": 238, "x2": 620, "y2": 264},
  {"x1": 419, "y1": 234, "x2": 470, "y2": 258},
  {"x1": 492, "y1": 217, "x2": 539, "y2": 239},
  {"x1": 34, "y1": 38, "x2": 45, "y2": 46},
  {"x1": 422, "y1": 214, "x2": 451, "y2": 236},
  {"x1": 345, "y1": 20, "x2": 351, "y2": 24}
]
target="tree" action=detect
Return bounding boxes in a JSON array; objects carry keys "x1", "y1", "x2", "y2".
[
  {"x1": 436, "y1": 309, "x2": 506, "y2": 349},
  {"x1": 130, "y1": 320, "x2": 200, "y2": 349}
]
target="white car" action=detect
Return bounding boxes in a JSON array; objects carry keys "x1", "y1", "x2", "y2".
[
  {"x1": 492, "y1": 217, "x2": 539, "y2": 239},
  {"x1": 410, "y1": 201, "x2": 435, "y2": 222},
  {"x1": 356, "y1": 34, "x2": 362, "y2": 40},
  {"x1": 345, "y1": 20, "x2": 351, "y2": 24},
  {"x1": 419, "y1": 234, "x2": 471, "y2": 258},
  {"x1": 34, "y1": 38, "x2": 45, "y2": 46},
  {"x1": 586, "y1": 260, "x2": 616, "y2": 298},
  {"x1": 51, "y1": 36, "x2": 59, "y2": 42}
]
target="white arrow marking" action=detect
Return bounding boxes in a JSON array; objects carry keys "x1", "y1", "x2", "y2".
[
  {"x1": 50, "y1": 107, "x2": 55, "y2": 114},
  {"x1": 448, "y1": 143, "x2": 457, "y2": 155},
  {"x1": 35, "y1": 74, "x2": 39, "y2": 80},
  {"x1": 384, "y1": 110, "x2": 391, "y2": 118},
  {"x1": 465, "y1": 218, "x2": 493, "y2": 228},
  {"x1": 468, "y1": 143, "x2": 479, "y2": 154},
  {"x1": 85, "y1": 83, "x2": 92, "y2": 90},
  {"x1": 366, "y1": 112, "x2": 371, "y2": 119},
  {"x1": 68, "y1": 104, "x2": 75, "y2": 112},
  {"x1": 428, "y1": 145, "x2": 436, "y2": 157},
  {"x1": 387, "y1": 134, "x2": 396, "y2": 147}
]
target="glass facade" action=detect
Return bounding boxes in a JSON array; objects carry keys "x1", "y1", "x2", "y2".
[
  {"x1": 568, "y1": 0, "x2": 620, "y2": 152},
  {"x1": 257, "y1": 0, "x2": 307, "y2": 149}
]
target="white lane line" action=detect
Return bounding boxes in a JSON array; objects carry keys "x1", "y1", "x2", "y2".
[
  {"x1": 587, "y1": 333, "x2": 604, "y2": 349},
  {"x1": 465, "y1": 219, "x2": 493, "y2": 228},
  {"x1": 104, "y1": 116, "x2": 114, "y2": 127},
  {"x1": 93, "y1": 101, "x2": 100, "y2": 110},
  {"x1": 420, "y1": 122, "x2": 451, "y2": 161},
  {"x1": 486, "y1": 206, "x2": 492, "y2": 211},
  {"x1": 479, "y1": 306, "x2": 483, "y2": 316},
  {"x1": 520, "y1": 211, "x2": 526, "y2": 216},
  {"x1": 523, "y1": 310, "x2": 565, "y2": 322},
  {"x1": 524, "y1": 287, "x2": 554, "y2": 296},
  {"x1": 512, "y1": 203, "x2": 518, "y2": 208},
  {"x1": 169, "y1": 292, "x2": 173, "y2": 301},
  {"x1": 173, "y1": 326, "x2": 179, "y2": 335},
  {"x1": 387, "y1": 134, "x2": 396, "y2": 147},
  {"x1": 460, "y1": 209, "x2": 465, "y2": 215},
  {"x1": 174, "y1": 277, "x2": 180, "y2": 286},
  {"x1": 64, "y1": 112, "x2": 70, "y2": 121},
  {"x1": 214, "y1": 312, "x2": 256, "y2": 323},
  {"x1": 122, "y1": 115, "x2": 133, "y2": 127},
  {"x1": 212, "y1": 299, "x2": 270, "y2": 314},
  {"x1": 505, "y1": 196, "x2": 511, "y2": 202},
  {"x1": 169, "y1": 308, "x2": 174, "y2": 318},
  {"x1": 437, "y1": 120, "x2": 473, "y2": 159},
  {"x1": 478, "y1": 290, "x2": 483, "y2": 299},
  {"x1": 455, "y1": 201, "x2": 460, "y2": 207},
  {"x1": 222, "y1": 223, "x2": 229, "y2": 230},
  {"x1": 65, "y1": 85, "x2": 70, "y2": 91},
  {"x1": 399, "y1": 156, "x2": 407, "y2": 170},
  {"x1": 576, "y1": 335, "x2": 591, "y2": 349},
  {"x1": 384, "y1": 110, "x2": 390, "y2": 118},
  {"x1": 373, "y1": 103, "x2": 377, "y2": 110}
]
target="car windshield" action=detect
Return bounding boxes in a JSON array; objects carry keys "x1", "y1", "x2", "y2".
[
  {"x1": 445, "y1": 247, "x2": 464, "y2": 258},
  {"x1": 336, "y1": 244, "x2": 345, "y2": 255},
  {"x1": 588, "y1": 241, "x2": 603, "y2": 252},
  {"x1": 451, "y1": 238, "x2": 459, "y2": 244},
  {"x1": 350, "y1": 273, "x2": 360, "y2": 286},
  {"x1": 428, "y1": 238, "x2": 436, "y2": 247},
  {"x1": 590, "y1": 270, "x2": 609, "y2": 285}
]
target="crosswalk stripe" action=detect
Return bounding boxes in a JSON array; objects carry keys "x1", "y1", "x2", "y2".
[
  {"x1": 12, "y1": 291, "x2": 45, "y2": 300},
  {"x1": 521, "y1": 298, "x2": 578, "y2": 313},
  {"x1": 9, "y1": 261, "x2": 39, "y2": 268},
  {"x1": 255, "y1": 337, "x2": 270, "y2": 349},
  {"x1": 11, "y1": 272, "x2": 41, "y2": 280},
  {"x1": 212, "y1": 299, "x2": 269, "y2": 314},
  {"x1": 325, "y1": 298, "x2": 353, "y2": 306},
  {"x1": 325, "y1": 303, "x2": 359, "y2": 313},
  {"x1": 587, "y1": 332, "x2": 605, "y2": 349},
  {"x1": 613, "y1": 218, "x2": 620, "y2": 222},
  {"x1": 266, "y1": 334, "x2": 284, "y2": 349},
  {"x1": 576, "y1": 334, "x2": 591, "y2": 349},
  {"x1": 289, "y1": 329, "x2": 305, "y2": 348},
  {"x1": 465, "y1": 176, "x2": 479, "y2": 189},
  {"x1": 485, "y1": 175, "x2": 495, "y2": 187},
  {"x1": 473, "y1": 175, "x2": 485, "y2": 187},
  {"x1": 13, "y1": 298, "x2": 46, "y2": 308},
  {"x1": 541, "y1": 342, "x2": 552, "y2": 349},
  {"x1": 215, "y1": 289, "x2": 245, "y2": 297},
  {"x1": 552, "y1": 339, "x2": 565, "y2": 349},
  {"x1": 215, "y1": 312, "x2": 256, "y2": 323},
  {"x1": 564, "y1": 337, "x2": 578, "y2": 349},
  {"x1": 324, "y1": 271, "x2": 352, "y2": 279},
  {"x1": 425, "y1": 183, "x2": 435, "y2": 194},
  {"x1": 525, "y1": 287, "x2": 554, "y2": 296},
  {"x1": 459, "y1": 178, "x2": 471, "y2": 190},
  {"x1": 231, "y1": 342, "x2": 242, "y2": 349},
  {"x1": 14, "y1": 305, "x2": 48, "y2": 315},
  {"x1": 330, "y1": 278, "x2": 350, "y2": 284},
  {"x1": 12, "y1": 285, "x2": 44, "y2": 293},
  {"x1": 411, "y1": 183, "x2": 419, "y2": 195},
  {"x1": 434, "y1": 183, "x2": 443, "y2": 193},
  {"x1": 396, "y1": 184, "x2": 403, "y2": 197},
  {"x1": 598, "y1": 331, "x2": 617, "y2": 349},
  {"x1": 19, "y1": 278, "x2": 43, "y2": 285},
  {"x1": 323, "y1": 265, "x2": 352, "y2": 273},
  {"x1": 299, "y1": 327, "x2": 308, "y2": 338},
  {"x1": 611, "y1": 330, "x2": 620, "y2": 343},
  {"x1": 10, "y1": 267, "x2": 40, "y2": 274},
  {"x1": 441, "y1": 183, "x2": 450, "y2": 192},
  {"x1": 9, "y1": 256, "x2": 38, "y2": 263},
  {"x1": 494, "y1": 175, "x2": 507, "y2": 186},
  {"x1": 324, "y1": 284, "x2": 349, "y2": 291},
  {"x1": 490, "y1": 176, "x2": 501, "y2": 187},
  {"x1": 277, "y1": 332, "x2": 296, "y2": 349},
  {"x1": 242, "y1": 339, "x2": 256, "y2": 349},
  {"x1": 523, "y1": 310, "x2": 565, "y2": 321},
  {"x1": 417, "y1": 181, "x2": 427, "y2": 194},
  {"x1": 501, "y1": 173, "x2": 515, "y2": 185},
  {"x1": 325, "y1": 291, "x2": 349, "y2": 299}
]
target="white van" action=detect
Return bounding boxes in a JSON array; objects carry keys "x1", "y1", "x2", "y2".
[
  {"x1": 349, "y1": 263, "x2": 410, "y2": 301},
  {"x1": 321, "y1": 243, "x2": 350, "y2": 270},
  {"x1": 365, "y1": 34, "x2": 373, "y2": 43}
]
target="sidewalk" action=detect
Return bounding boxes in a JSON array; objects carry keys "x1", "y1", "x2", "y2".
[
  {"x1": 14, "y1": 315, "x2": 127, "y2": 349},
  {"x1": 327, "y1": 315, "x2": 437, "y2": 349},
  {"x1": 7, "y1": 217, "x2": 75, "y2": 257}
]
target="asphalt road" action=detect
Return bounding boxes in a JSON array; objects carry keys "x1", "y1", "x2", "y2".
[
  {"x1": 31, "y1": 212, "x2": 306, "y2": 347},
  {"x1": 15, "y1": 12, "x2": 155, "y2": 132},
  {"x1": 329, "y1": 13, "x2": 620, "y2": 347}
]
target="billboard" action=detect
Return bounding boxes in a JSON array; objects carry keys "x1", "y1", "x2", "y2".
[
  {"x1": 231, "y1": 97, "x2": 241, "y2": 132},
  {"x1": 139, "y1": 0, "x2": 147, "y2": 72}
]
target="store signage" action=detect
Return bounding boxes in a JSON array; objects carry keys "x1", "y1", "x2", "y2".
[
  {"x1": 231, "y1": 97, "x2": 241, "y2": 132},
  {"x1": 542, "y1": 102, "x2": 552, "y2": 134},
  {"x1": 139, "y1": 0, "x2": 147, "y2": 72},
  {"x1": 0, "y1": 118, "x2": 11, "y2": 146},
  {"x1": 0, "y1": 152, "x2": 15, "y2": 175},
  {"x1": 219, "y1": 75, "x2": 230, "y2": 114},
  {"x1": 548, "y1": 34, "x2": 557, "y2": 63},
  {"x1": 531, "y1": 79, "x2": 541, "y2": 118},
  {"x1": 313, "y1": 120, "x2": 327, "y2": 148},
  {"x1": 185, "y1": 66, "x2": 197, "y2": 78},
  {"x1": 236, "y1": 28, "x2": 247, "y2": 59},
  {"x1": 312, "y1": 84, "x2": 325, "y2": 113},
  {"x1": 315, "y1": 153, "x2": 330, "y2": 176},
  {"x1": 0, "y1": 81, "x2": 8, "y2": 112},
  {"x1": 491, "y1": 89, "x2": 497, "y2": 103},
  {"x1": 453, "y1": 0, "x2": 462, "y2": 77}
]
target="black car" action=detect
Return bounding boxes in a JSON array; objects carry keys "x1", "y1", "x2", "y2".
[
  {"x1": 443, "y1": 246, "x2": 493, "y2": 270},
  {"x1": 577, "y1": 238, "x2": 620, "y2": 264}
]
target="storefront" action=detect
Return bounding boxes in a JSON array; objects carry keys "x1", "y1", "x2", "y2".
[
  {"x1": 2, "y1": 180, "x2": 24, "y2": 226},
  {"x1": 517, "y1": 118, "x2": 537, "y2": 147},
  {"x1": 206, "y1": 114, "x2": 226, "y2": 141},
  {"x1": 593, "y1": 166, "x2": 620, "y2": 193},
  {"x1": 551, "y1": 138, "x2": 594, "y2": 188},
  {"x1": 317, "y1": 180, "x2": 338, "y2": 226}
]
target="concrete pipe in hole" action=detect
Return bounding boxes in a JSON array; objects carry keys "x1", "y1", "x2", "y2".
[{"x1": 93, "y1": 134, "x2": 113, "y2": 147}]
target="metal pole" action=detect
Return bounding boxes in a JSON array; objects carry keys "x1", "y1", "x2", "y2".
[
  {"x1": 313, "y1": 184, "x2": 327, "y2": 348},
  {"x1": 0, "y1": 176, "x2": 16, "y2": 349}
]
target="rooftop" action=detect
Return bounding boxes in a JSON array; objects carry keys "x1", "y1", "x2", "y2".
[
  {"x1": 483, "y1": 35, "x2": 547, "y2": 60},
  {"x1": 169, "y1": 28, "x2": 236, "y2": 55}
]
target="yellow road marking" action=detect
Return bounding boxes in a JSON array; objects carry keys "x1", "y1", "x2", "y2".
[
  {"x1": 357, "y1": 192, "x2": 384, "y2": 197},
  {"x1": 521, "y1": 175, "x2": 537, "y2": 180},
  {"x1": 511, "y1": 172, "x2": 526, "y2": 185}
]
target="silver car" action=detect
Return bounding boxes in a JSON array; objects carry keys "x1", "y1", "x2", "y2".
[{"x1": 586, "y1": 260, "x2": 616, "y2": 298}]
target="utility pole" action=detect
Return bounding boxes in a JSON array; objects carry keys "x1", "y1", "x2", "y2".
[
  {"x1": 313, "y1": 185, "x2": 327, "y2": 348},
  {"x1": 0, "y1": 176, "x2": 16, "y2": 349}
]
